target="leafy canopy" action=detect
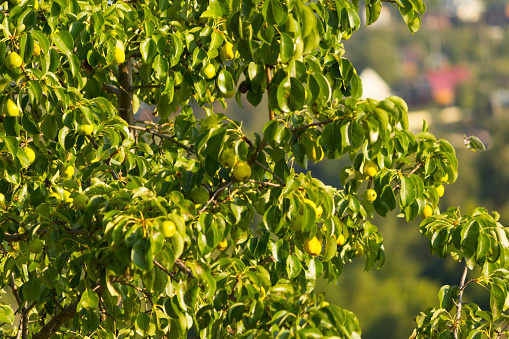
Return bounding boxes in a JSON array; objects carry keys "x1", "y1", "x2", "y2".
[{"x1": 0, "y1": 0, "x2": 507, "y2": 338}]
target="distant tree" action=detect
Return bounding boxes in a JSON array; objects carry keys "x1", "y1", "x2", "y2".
[{"x1": 0, "y1": 0, "x2": 506, "y2": 338}]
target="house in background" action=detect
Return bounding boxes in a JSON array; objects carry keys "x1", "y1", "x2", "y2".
[
  {"x1": 360, "y1": 68, "x2": 392, "y2": 101},
  {"x1": 426, "y1": 66, "x2": 470, "y2": 106},
  {"x1": 443, "y1": 0, "x2": 485, "y2": 23}
]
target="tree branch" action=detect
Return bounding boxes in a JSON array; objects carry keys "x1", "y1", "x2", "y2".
[
  {"x1": 33, "y1": 286, "x2": 105, "y2": 339},
  {"x1": 102, "y1": 84, "x2": 119, "y2": 96},
  {"x1": 128, "y1": 125, "x2": 194, "y2": 155},
  {"x1": 408, "y1": 162, "x2": 423, "y2": 175},
  {"x1": 132, "y1": 84, "x2": 163, "y2": 89},
  {"x1": 254, "y1": 159, "x2": 285, "y2": 186},
  {"x1": 4, "y1": 232, "x2": 29, "y2": 242},
  {"x1": 118, "y1": 58, "x2": 135, "y2": 127},
  {"x1": 290, "y1": 119, "x2": 334, "y2": 133},
  {"x1": 32, "y1": 301, "x2": 79, "y2": 339},
  {"x1": 153, "y1": 259, "x2": 179, "y2": 283},
  {"x1": 453, "y1": 264, "x2": 468, "y2": 339},
  {"x1": 116, "y1": 280, "x2": 153, "y2": 306},
  {"x1": 244, "y1": 179, "x2": 281, "y2": 187},
  {"x1": 495, "y1": 322, "x2": 509, "y2": 339},
  {"x1": 198, "y1": 181, "x2": 233, "y2": 214},
  {"x1": 259, "y1": 256, "x2": 274, "y2": 266},
  {"x1": 175, "y1": 259, "x2": 195, "y2": 279}
]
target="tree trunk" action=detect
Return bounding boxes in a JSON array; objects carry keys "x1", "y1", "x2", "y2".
[{"x1": 118, "y1": 58, "x2": 134, "y2": 126}]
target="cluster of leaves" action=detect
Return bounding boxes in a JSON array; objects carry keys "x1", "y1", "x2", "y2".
[{"x1": 0, "y1": 0, "x2": 507, "y2": 338}]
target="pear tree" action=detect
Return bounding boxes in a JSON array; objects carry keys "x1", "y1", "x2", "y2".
[{"x1": 0, "y1": 0, "x2": 507, "y2": 338}]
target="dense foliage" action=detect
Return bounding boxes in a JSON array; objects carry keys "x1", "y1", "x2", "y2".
[{"x1": 0, "y1": 0, "x2": 507, "y2": 338}]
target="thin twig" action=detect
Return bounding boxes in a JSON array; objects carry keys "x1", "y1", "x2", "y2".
[
  {"x1": 10, "y1": 274, "x2": 21, "y2": 309},
  {"x1": 495, "y1": 322, "x2": 509, "y2": 339},
  {"x1": 259, "y1": 256, "x2": 274, "y2": 266},
  {"x1": 153, "y1": 259, "x2": 179, "y2": 283},
  {"x1": 290, "y1": 119, "x2": 334, "y2": 133},
  {"x1": 129, "y1": 125, "x2": 194, "y2": 155},
  {"x1": 116, "y1": 281, "x2": 153, "y2": 306},
  {"x1": 248, "y1": 138, "x2": 267, "y2": 165},
  {"x1": 199, "y1": 181, "x2": 233, "y2": 214},
  {"x1": 102, "y1": 84, "x2": 119, "y2": 96},
  {"x1": 132, "y1": 84, "x2": 163, "y2": 89},
  {"x1": 244, "y1": 179, "x2": 281, "y2": 187},
  {"x1": 408, "y1": 162, "x2": 423, "y2": 175},
  {"x1": 87, "y1": 135, "x2": 99, "y2": 149},
  {"x1": 453, "y1": 264, "x2": 469, "y2": 339},
  {"x1": 254, "y1": 159, "x2": 285, "y2": 186},
  {"x1": 175, "y1": 259, "x2": 195, "y2": 279}
]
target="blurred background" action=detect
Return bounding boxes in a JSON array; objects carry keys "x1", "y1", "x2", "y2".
[{"x1": 206, "y1": 0, "x2": 509, "y2": 337}]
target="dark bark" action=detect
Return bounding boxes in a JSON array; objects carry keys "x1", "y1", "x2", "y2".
[{"x1": 118, "y1": 58, "x2": 134, "y2": 126}]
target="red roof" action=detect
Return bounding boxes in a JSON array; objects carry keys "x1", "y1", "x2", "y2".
[{"x1": 426, "y1": 66, "x2": 471, "y2": 93}]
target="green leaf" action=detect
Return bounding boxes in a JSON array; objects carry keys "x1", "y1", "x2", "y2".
[
  {"x1": 3, "y1": 117, "x2": 20, "y2": 136},
  {"x1": 41, "y1": 114, "x2": 58, "y2": 140},
  {"x1": 302, "y1": 28, "x2": 320, "y2": 55},
  {"x1": 323, "y1": 236, "x2": 337, "y2": 262},
  {"x1": 79, "y1": 288, "x2": 99, "y2": 311},
  {"x1": 21, "y1": 279, "x2": 40, "y2": 301},
  {"x1": 52, "y1": 30, "x2": 74, "y2": 56},
  {"x1": 400, "y1": 175, "x2": 416, "y2": 207},
  {"x1": 415, "y1": 131, "x2": 436, "y2": 141},
  {"x1": 141, "y1": 38, "x2": 157, "y2": 62},
  {"x1": 132, "y1": 238, "x2": 148, "y2": 270},
  {"x1": 490, "y1": 283, "x2": 505, "y2": 319},
  {"x1": 349, "y1": 119, "x2": 364, "y2": 149},
  {"x1": 262, "y1": 0, "x2": 287, "y2": 25},
  {"x1": 217, "y1": 69, "x2": 234, "y2": 95},
  {"x1": 4, "y1": 136, "x2": 19, "y2": 157},
  {"x1": 286, "y1": 254, "x2": 302, "y2": 279},
  {"x1": 345, "y1": 8, "x2": 361, "y2": 30},
  {"x1": 263, "y1": 205, "x2": 283, "y2": 233},
  {"x1": 476, "y1": 232, "x2": 490, "y2": 261},
  {"x1": 301, "y1": 5, "x2": 317, "y2": 37},
  {"x1": 263, "y1": 119, "x2": 280, "y2": 143},
  {"x1": 0, "y1": 304, "x2": 14, "y2": 324},
  {"x1": 200, "y1": 0, "x2": 223, "y2": 18},
  {"x1": 31, "y1": 31, "x2": 50, "y2": 55},
  {"x1": 366, "y1": 1, "x2": 382, "y2": 25},
  {"x1": 321, "y1": 121, "x2": 342, "y2": 155},
  {"x1": 28, "y1": 80, "x2": 43, "y2": 104},
  {"x1": 136, "y1": 312, "x2": 151, "y2": 333},
  {"x1": 20, "y1": 33, "x2": 34, "y2": 63},
  {"x1": 280, "y1": 33, "x2": 293, "y2": 63},
  {"x1": 276, "y1": 77, "x2": 305, "y2": 112},
  {"x1": 438, "y1": 285, "x2": 454, "y2": 311},
  {"x1": 464, "y1": 135, "x2": 486, "y2": 152}
]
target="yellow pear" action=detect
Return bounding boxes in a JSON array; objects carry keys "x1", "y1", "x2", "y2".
[{"x1": 4, "y1": 99, "x2": 19, "y2": 117}]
